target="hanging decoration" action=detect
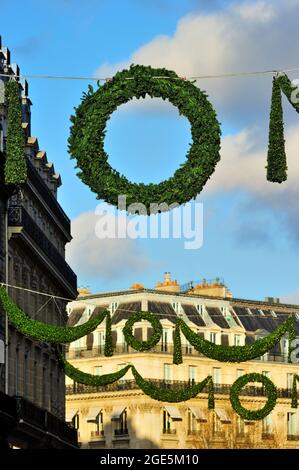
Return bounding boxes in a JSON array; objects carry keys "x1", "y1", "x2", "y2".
[
  {"x1": 123, "y1": 311, "x2": 162, "y2": 351},
  {"x1": 174, "y1": 316, "x2": 295, "y2": 363},
  {"x1": 0, "y1": 286, "x2": 109, "y2": 344},
  {"x1": 267, "y1": 77, "x2": 287, "y2": 183},
  {"x1": 230, "y1": 373, "x2": 277, "y2": 420},
  {"x1": 291, "y1": 374, "x2": 299, "y2": 408},
  {"x1": 68, "y1": 64, "x2": 221, "y2": 214},
  {"x1": 4, "y1": 80, "x2": 27, "y2": 185}
]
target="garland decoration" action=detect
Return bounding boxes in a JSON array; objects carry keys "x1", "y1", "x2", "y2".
[
  {"x1": 230, "y1": 373, "x2": 277, "y2": 420},
  {"x1": 57, "y1": 350, "x2": 131, "y2": 386},
  {"x1": 176, "y1": 316, "x2": 295, "y2": 362},
  {"x1": 131, "y1": 366, "x2": 215, "y2": 404},
  {"x1": 5, "y1": 80, "x2": 27, "y2": 185},
  {"x1": 172, "y1": 321, "x2": 183, "y2": 365},
  {"x1": 104, "y1": 312, "x2": 113, "y2": 357},
  {"x1": 68, "y1": 64, "x2": 221, "y2": 214},
  {"x1": 277, "y1": 73, "x2": 299, "y2": 113},
  {"x1": 0, "y1": 286, "x2": 108, "y2": 344},
  {"x1": 123, "y1": 311, "x2": 162, "y2": 351},
  {"x1": 291, "y1": 374, "x2": 299, "y2": 408},
  {"x1": 267, "y1": 77, "x2": 287, "y2": 183}
]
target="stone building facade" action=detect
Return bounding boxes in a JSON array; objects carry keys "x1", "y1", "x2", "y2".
[
  {"x1": 66, "y1": 273, "x2": 299, "y2": 449},
  {"x1": 0, "y1": 36, "x2": 78, "y2": 448}
]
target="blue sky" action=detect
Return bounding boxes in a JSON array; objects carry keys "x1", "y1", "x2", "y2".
[{"x1": 1, "y1": 0, "x2": 299, "y2": 302}]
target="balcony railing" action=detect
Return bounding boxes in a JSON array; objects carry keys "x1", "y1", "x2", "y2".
[
  {"x1": 14, "y1": 396, "x2": 77, "y2": 445},
  {"x1": 66, "y1": 345, "x2": 290, "y2": 364},
  {"x1": 8, "y1": 205, "x2": 76, "y2": 290},
  {"x1": 287, "y1": 435, "x2": 299, "y2": 441},
  {"x1": 114, "y1": 429, "x2": 128, "y2": 436},
  {"x1": 90, "y1": 430, "x2": 104, "y2": 438},
  {"x1": 262, "y1": 433, "x2": 274, "y2": 439},
  {"x1": 162, "y1": 429, "x2": 176, "y2": 435},
  {"x1": 66, "y1": 379, "x2": 298, "y2": 402}
]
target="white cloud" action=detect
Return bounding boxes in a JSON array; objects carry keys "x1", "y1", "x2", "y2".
[
  {"x1": 233, "y1": 1, "x2": 276, "y2": 23},
  {"x1": 66, "y1": 211, "x2": 151, "y2": 282},
  {"x1": 204, "y1": 124, "x2": 299, "y2": 198},
  {"x1": 95, "y1": 0, "x2": 299, "y2": 127}
]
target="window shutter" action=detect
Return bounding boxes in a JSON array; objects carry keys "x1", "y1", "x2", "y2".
[
  {"x1": 86, "y1": 333, "x2": 94, "y2": 350},
  {"x1": 147, "y1": 327, "x2": 154, "y2": 339},
  {"x1": 112, "y1": 331, "x2": 117, "y2": 348},
  {"x1": 221, "y1": 334, "x2": 229, "y2": 346},
  {"x1": 134, "y1": 327, "x2": 143, "y2": 342}
]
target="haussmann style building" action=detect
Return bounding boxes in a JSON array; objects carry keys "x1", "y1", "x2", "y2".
[
  {"x1": 66, "y1": 272, "x2": 299, "y2": 449},
  {"x1": 0, "y1": 36, "x2": 78, "y2": 449}
]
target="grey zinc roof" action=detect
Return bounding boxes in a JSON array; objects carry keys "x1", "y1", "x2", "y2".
[{"x1": 181, "y1": 304, "x2": 206, "y2": 327}]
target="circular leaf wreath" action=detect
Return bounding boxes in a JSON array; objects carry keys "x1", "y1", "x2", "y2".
[
  {"x1": 68, "y1": 64, "x2": 221, "y2": 214},
  {"x1": 230, "y1": 373, "x2": 278, "y2": 420},
  {"x1": 123, "y1": 311, "x2": 162, "y2": 351}
]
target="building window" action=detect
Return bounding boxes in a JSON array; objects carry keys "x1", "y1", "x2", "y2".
[
  {"x1": 97, "y1": 331, "x2": 105, "y2": 354},
  {"x1": 163, "y1": 410, "x2": 175, "y2": 434},
  {"x1": 262, "y1": 414, "x2": 272, "y2": 437},
  {"x1": 236, "y1": 369, "x2": 244, "y2": 379},
  {"x1": 283, "y1": 339, "x2": 289, "y2": 361},
  {"x1": 210, "y1": 332, "x2": 217, "y2": 344},
  {"x1": 161, "y1": 330, "x2": 168, "y2": 352},
  {"x1": 164, "y1": 364, "x2": 172, "y2": 384},
  {"x1": 111, "y1": 302, "x2": 118, "y2": 314},
  {"x1": 189, "y1": 366, "x2": 197, "y2": 384},
  {"x1": 234, "y1": 335, "x2": 241, "y2": 346},
  {"x1": 188, "y1": 409, "x2": 198, "y2": 434},
  {"x1": 287, "y1": 412, "x2": 297, "y2": 439},
  {"x1": 197, "y1": 305, "x2": 204, "y2": 315},
  {"x1": 90, "y1": 412, "x2": 104, "y2": 437},
  {"x1": 213, "y1": 413, "x2": 222, "y2": 436},
  {"x1": 115, "y1": 410, "x2": 128, "y2": 436},
  {"x1": 237, "y1": 416, "x2": 245, "y2": 436},
  {"x1": 212, "y1": 367, "x2": 221, "y2": 385},
  {"x1": 287, "y1": 373, "x2": 294, "y2": 390},
  {"x1": 71, "y1": 413, "x2": 79, "y2": 430}
]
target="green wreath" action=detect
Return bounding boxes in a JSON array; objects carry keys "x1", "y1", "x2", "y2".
[
  {"x1": 230, "y1": 373, "x2": 277, "y2": 420},
  {"x1": 68, "y1": 64, "x2": 221, "y2": 214},
  {"x1": 122, "y1": 311, "x2": 162, "y2": 351}
]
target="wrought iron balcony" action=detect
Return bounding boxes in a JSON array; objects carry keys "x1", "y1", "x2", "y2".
[
  {"x1": 114, "y1": 429, "x2": 128, "y2": 436},
  {"x1": 8, "y1": 205, "x2": 76, "y2": 290},
  {"x1": 66, "y1": 344, "x2": 290, "y2": 364},
  {"x1": 162, "y1": 429, "x2": 176, "y2": 435},
  {"x1": 90, "y1": 430, "x2": 104, "y2": 438},
  {"x1": 66, "y1": 379, "x2": 298, "y2": 402},
  {"x1": 14, "y1": 396, "x2": 77, "y2": 446}
]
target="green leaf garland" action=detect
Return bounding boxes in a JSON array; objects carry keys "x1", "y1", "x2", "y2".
[
  {"x1": 176, "y1": 316, "x2": 295, "y2": 362},
  {"x1": 57, "y1": 350, "x2": 131, "y2": 386},
  {"x1": 5, "y1": 80, "x2": 27, "y2": 185},
  {"x1": 0, "y1": 286, "x2": 108, "y2": 344},
  {"x1": 230, "y1": 373, "x2": 277, "y2": 420},
  {"x1": 267, "y1": 77, "x2": 287, "y2": 183},
  {"x1": 104, "y1": 311, "x2": 113, "y2": 357},
  {"x1": 123, "y1": 311, "x2": 162, "y2": 351},
  {"x1": 277, "y1": 73, "x2": 299, "y2": 113},
  {"x1": 172, "y1": 320, "x2": 183, "y2": 365},
  {"x1": 291, "y1": 374, "x2": 299, "y2": 408},
  {"x1": 68, "y1": 64, "x2": 221, "y2": 214}
]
